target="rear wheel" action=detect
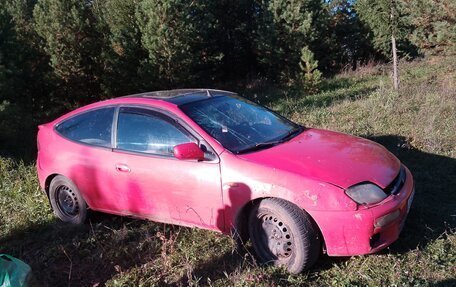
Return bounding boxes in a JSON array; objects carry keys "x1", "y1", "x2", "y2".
[
  {"x1": 49, "y1": 175, "x2": 87, "y2": 224},
  {"x1": 248, "y1": 198, "x2": 320, "y2": 273}
]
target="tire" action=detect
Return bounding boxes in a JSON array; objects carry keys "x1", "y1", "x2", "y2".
[
  {"x1": 248, "y1": 198, "x2": 320, "y2": 274},
  {"x1": 49, "y1": 175, "x2": 87, "y2": 224}
]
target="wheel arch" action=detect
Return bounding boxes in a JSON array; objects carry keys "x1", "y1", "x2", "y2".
[
  {"x1": 232, "y1": 197, "x2": 263, "y2": 244},
  {"x1": 44, "y1": 173, "x2": 60, "y2": 198},
  {"x1": 44, "y1": 173, "x2": 91, "y2": 209}
]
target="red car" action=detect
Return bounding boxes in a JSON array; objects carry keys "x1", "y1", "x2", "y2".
[{"x1": 37, "y1": 89, "x2": 414, "y2": 273}]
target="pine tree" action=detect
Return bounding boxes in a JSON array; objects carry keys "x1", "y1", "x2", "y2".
[
  {"x1": 0, "y1": 4, "x2": 19, "y2": 102},
  {"x1": 136, "y1": 0, "x2": 203, "y2": 87},
  {"x1": 93, "y1": 0, "x2": 148, "y2": 96},
  {"x1": 356, "y1": 0, "x2": 412, "y2": 89},
  {"x1": 203, "y1": 0, "x2": 257, "y2": 82},
  {"x1": 356, "y1": 0, "x2": 411, "y2": 56},
  {"x1": 1, "y1": 0, "x2": 51, "y2": 111},
  {"x1": 33, "y1": 0, "x2": 103, "y2": 104},
  {"x1": 1, "y1": 0, "x2": 49, "y2": 152},
  {"x1": 404, "y1": 0, "x2": 456, "y2": 54},
  {"x1": 299, "y1": 46, "x2": 321, "y2": 93},
  {"x1": 328, "y1": 0, "x2": 382, "y2": 71},
  {"x1": 253, "y1": 0, "x2": 332, "y2": 83}
]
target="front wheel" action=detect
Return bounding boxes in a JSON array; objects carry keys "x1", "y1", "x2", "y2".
[
  {"x1": 248, "y1": 198, "x2": 320, "y2": 273},
  {"x1": 49, "y1": 175, "x2": 87, "y2": 224}
]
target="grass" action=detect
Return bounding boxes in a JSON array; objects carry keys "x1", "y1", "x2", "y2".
[{"x1": 1, "y1": 55, "x2": 455, "y2": 286}]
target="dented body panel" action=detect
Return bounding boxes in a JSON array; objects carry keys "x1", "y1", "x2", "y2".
[{"x1": 37, "y1": 92, "x2": 414, "y2": 258}]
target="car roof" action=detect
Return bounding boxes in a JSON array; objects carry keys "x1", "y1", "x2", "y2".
[
  {"x1": 120, "y1": 89, "x2": 237, "y2": 105},
  {"x1": 47, "y1": 89, "x2": 237, "y2": 126}
]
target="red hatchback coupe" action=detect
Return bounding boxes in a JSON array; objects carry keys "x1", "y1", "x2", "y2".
[{"x1": 37, "y1": 89, "x2": 414, "y2": 273}]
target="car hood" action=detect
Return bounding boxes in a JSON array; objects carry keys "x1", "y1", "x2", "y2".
[{"x1": 238, "y1": 128, "x2": 400, "y2": 189}]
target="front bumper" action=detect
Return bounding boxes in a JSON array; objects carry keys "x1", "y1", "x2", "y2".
[{"x1": 310, "y1": 166, "x2": 415, "y2": 256}]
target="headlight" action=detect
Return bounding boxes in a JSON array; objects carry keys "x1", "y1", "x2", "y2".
[{"x1": 345, "y1": 183, "x2": 387, "y2": 205}]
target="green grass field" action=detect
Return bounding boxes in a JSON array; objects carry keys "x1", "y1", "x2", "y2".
[{"x1": 0, "y1": 56, "x2": 455, "y2": 286}]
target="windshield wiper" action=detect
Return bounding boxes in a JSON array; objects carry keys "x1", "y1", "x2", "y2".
[
  {"x1": 235, "y1": 141, "x2": 282, "y2": 154},
  {"x1": 236, "y1": 126, "x2": 304, "y2": 154},
  {"x1": 280, "y1": 126, "x2": 304, "y2": 142}
]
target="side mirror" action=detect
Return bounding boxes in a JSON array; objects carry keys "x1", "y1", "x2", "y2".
[{"x1": 173, "y1": 142, "x2": 205, "y2": 161}]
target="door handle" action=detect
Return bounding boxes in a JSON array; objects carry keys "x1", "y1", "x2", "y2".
[{"x1": 115, "y1": 164, "x2": 131, "y2": 173}]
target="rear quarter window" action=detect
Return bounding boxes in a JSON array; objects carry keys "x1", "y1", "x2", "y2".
[{"x1": 55, "y1": 107, "x2": 115, "y2": 148}]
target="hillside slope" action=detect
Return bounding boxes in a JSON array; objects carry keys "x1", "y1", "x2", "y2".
[{"x1": 0, "y1": 56, "x2": 455, "y2": 286}]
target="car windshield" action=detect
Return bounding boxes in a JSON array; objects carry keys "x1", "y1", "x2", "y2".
[{"x1": 179, "y1": 95, "x2": 302, "y2": 153}]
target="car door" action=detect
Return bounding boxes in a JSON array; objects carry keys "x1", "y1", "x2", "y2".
[{"x1": 110, "y1": 106, "x2": 224, "y2": 231}]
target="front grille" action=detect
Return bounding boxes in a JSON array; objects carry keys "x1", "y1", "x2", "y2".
[{"x1": 384, "y1": 166, "x2": 406, "y2": 195}]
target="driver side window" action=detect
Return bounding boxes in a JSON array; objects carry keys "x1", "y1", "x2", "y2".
[{"x1": 116, "y1": 107, "x2": 195, "y2": 157}]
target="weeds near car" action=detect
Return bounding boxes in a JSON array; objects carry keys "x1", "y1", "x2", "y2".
[{"x1": 0, "y1": 56, "x2": 455, "y2": 286}]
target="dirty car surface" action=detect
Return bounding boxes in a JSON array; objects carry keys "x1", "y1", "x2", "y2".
[{"x1": 36, "y1": 89, "x2": 415, "y2": 273}]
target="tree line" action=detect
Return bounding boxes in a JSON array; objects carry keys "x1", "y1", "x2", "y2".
[{"x1": 0, "y1": 0, "x2": 455, "y2": 120}]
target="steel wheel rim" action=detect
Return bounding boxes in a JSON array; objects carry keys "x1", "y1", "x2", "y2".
[
  {"x1": 56, "y1": 185, "x2": 79, "y2": 217},
  {"x1": 253, "y1": 212, "x2": 294, "y2": 260}
]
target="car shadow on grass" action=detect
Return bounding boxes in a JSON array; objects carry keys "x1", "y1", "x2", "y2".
[
  {"x1": 178, "y1": 134, "x2": 455, "y2": 284},
  {"x1": 172, "y1": 247, "x2": 255, "y2": 286},
  {"x1": 433, "y1": 279, "x2": 456, "y2": 287},
  {"x1": 0, "y1": 214, "x2": 163, "y2": 287},
  {"x1": 171, "y1": 244, "x2": 352, "y2": 285},
  {"x1": 366, "y1": 135, "x2": 455, "y2": 253}
]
